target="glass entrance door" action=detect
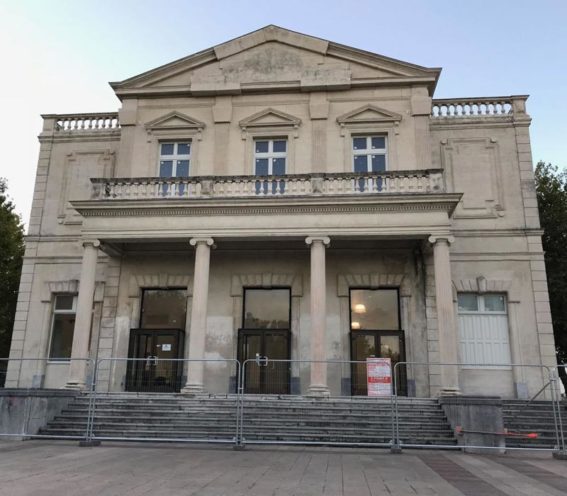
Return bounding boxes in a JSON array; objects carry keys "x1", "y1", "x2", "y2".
[
  {"x1": 126, "y1": 329, "x2": 184, "y2": 392},
  {"x1": 238, "y1": 330, "x2": 290, "y2": 394},
  {"x1": 237, "y1": 287, "x2": 292, "y2": 394},
  {"x1": 349, "y1": 288, "x2": 406, "y2": 396},
  {"x1": 350, "y1": 331, "x2": 406, "y2": 395}
]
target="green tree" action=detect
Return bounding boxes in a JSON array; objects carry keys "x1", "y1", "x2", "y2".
[
  {"x1": 534, "y1": 161, "x2": 567, "y2": 391},
  {"x1": 0, "y1": 179, "x2": 25, "y2": 367}
]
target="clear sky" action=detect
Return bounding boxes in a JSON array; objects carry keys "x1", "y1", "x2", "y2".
[{"x1": 1, "y1": 0, "x2": 566, "y2": 225}]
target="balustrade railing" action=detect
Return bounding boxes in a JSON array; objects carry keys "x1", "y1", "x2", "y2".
[
  {"x1": 91, "y1": 170, "x2": 445, "y2": 200},
  {"x1": 50, "y1": 113, "x2": 120, "y2": 131},
  {"x1": 431, "y1": 97, "x2": 514, "y2": 118}
]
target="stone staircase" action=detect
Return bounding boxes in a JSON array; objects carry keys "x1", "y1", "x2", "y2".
[
  {"x1": 39, "y1": 394, "x2": 457, "y2": 447},
  {"x1": 503, "y1": 399, "x2": 567, "y2": 449}
]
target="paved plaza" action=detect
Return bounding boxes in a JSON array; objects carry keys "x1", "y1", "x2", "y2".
[{"x1": 0, "y1": 441, "x2": 566, "y2": 495}]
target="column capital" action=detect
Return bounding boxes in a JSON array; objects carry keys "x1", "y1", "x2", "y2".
[
  {"x1": 81, "y1": 239, "x2": 100, "y2": 249},
  {"x1": 428, "y1": 235, "x2": 454, "y2": 246},
  {"x1": 305, "y1": 236, "x2": 330, "y2": 247},
  {"x1": 190, "y1": 237, "x2": 214, "y2": 247}
]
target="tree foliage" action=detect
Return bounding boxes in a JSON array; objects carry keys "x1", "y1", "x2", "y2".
[
  {"x1": 0, "y1": 179, "x2": 25, "y2": 360},
  {"x1": 534, "y1": 161, "x2": 567, "y2": 389}
]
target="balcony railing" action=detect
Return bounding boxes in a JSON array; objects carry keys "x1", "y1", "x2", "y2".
[
  {"x1": 431, "y1": 96, "x2": 519, "y2": 118},
  {"x1": 91, "y1": 170, "x2": 445, "y2": 200},
  {"x1": 42, "y1": 112, "x2": 121, "y2": 132}
]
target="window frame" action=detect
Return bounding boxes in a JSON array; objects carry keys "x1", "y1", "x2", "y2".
[
  {"x1": 348, "y1": 287, "x2": 401, "y2": 332},
  {"x1": 158, "y1": 141, "x2": 192, "y2": 178},
  {"x1": 48, "y1": 294, "x2": 78, "y2": 362},
  {"x1": 140, "y1": 288, "x2": 188, "y2": 330},
  {"x1": 253, "y1": 138, "x2": 288, "y2": 176},
  {"x1": 352, "y1": 135, "x2": 388, "y2": 174},
  {"x1": 241, "y1": 287, "x2": 292, "y2": 331},
  {"x1": 457, "y1": 292, "x2": 512, "y2": 369}
]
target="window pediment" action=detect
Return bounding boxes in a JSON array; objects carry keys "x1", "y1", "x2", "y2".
[
  {"x1": 337, "y1": 104, "x2": 402, "y2": 126},
  {"x1": 239, "y1": 108, "x2": 301, "y2": 131},
  {"x1": 145, "y1": 111, "x2": 206, "y2": 132}
]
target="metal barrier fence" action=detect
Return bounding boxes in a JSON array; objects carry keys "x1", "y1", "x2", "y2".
[
  {"x1": 391, "y1": 361, "x2": 564, "y2": 453},
  {"x1": 84, "y1": 358, "x2": 241, "y2": 445},
  {"x1": 236, "y1": 358, "x2": 396, "y2": 448},
  {"x1": 1, "y1": 356, "x2": 566, "y2": 456},
  {"x1": 555, "y1": 364, "x2": 566, "y2": 453},
  {"x1": 0, "y1": 358, "x2": 93, "y2": 440}
]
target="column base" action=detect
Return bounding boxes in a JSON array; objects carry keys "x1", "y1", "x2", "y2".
[
  {"x1": 438, "y1": 386, "x2": 462, "y2": 397},
  {"x1": 306, "y1": 384, "x2": 330, "y2": 398},
  {"x1": 181, "y1": 383, "x2": 205, "y2": 396}
]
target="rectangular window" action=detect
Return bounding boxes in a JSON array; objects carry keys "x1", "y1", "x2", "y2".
[
  {"x1": 254, "y1": 139, "x2": 287, "y2": 176},
  {"x1": 352, "y1": 135, "x2": 387, "y2": 173},
  {"x1": 49, "y1": 295, "x2": 77, "y2": 360},
  {"x1": 457, "y1": 293, "x2": 511, "y2": 368},
  {"x1": 243, "y1": 288, "x2": 291, "y2": 329},
  {"x1": 141, "y1": 289, "x2": 187, "y2": 329},
  {"x1": 349, "y1": 289, "x2": 400, "y2": 330},
  {"x1": 158, "y1": 142, "x2": 191, "y2": 178}
]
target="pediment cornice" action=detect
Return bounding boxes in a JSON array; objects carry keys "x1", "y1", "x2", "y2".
[
  {"x1": 110, "y1": 26, "x2": 441, "y2": 98},
  {"x1": 337, "y1": 104, "x2": 403, "y2": 125},
  {"x1": 145, "y1": 111, "x2": 206, "y2": 131},
  {"x1": 239, "y1": 108, "x2": 301, "y2": 131}
]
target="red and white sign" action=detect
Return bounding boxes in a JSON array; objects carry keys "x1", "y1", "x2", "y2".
[{"x1": 367, "y1": 357, "x2": 392, "y2": 397}]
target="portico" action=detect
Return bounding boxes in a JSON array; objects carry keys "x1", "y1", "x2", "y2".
[{"x1": 62, "y1": 168, "x2": 461, "y2": 396}]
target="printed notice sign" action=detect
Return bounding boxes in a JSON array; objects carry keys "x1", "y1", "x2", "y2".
[
  {"x1": 161, "y1": 344, "x2": 172, "y2": 352},
  {"x1": 367, "y1": 357, "x2": 392, "y2": 397}
]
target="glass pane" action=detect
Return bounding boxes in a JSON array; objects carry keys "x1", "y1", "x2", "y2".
[
  {"x1": 484, "y1": 294, "x2": 506, "y2": 312},
  {"x1": 458, "y1": 294, "x2": 478, "y2": 312},
  {"x1": 55, "y1": 295, "x2": 74, "y2": 311},
  {"x1": 371, "y1": 154, "x2": 386, "y2": 172},
  {"x1": 177, "y1": 143, "x2": 190, "y2": 155},
  {"x1": 380, "y1": 335, "x2": 400, "y2": 362},
  {"x1": 354, "y1": 155, "x2": 368, "y2": 173},
  {"x1": 273, "y1": 158, "x2": 286, "y2": 176},
  {"x1": 160, "y1": 143, "x2": 174, "y2": 156},
  {"x1": 350, "y1": 289, "x2": 399, "y2": 330},
  {"x1": 49, "y1": 314, "x2": 75, "y2": 359},
  {"x1": 255, "y1": 158, "x2": 269, "y2": 176},
  {"x1": 244, "y1": 289, "x2": 290, "y2": 329},
  {"x1": 255, "y1": 141, "x2": 269, "y2": 153},
  {"x1": 159, "y1": 160, "x2": 173, "y2": 177},
  {"x1": 352, "y1": 137, "x2": 367, "y2": 150},
  {"x1": 273, "y1": 140, "x2": 287, "y2": 153},
  {"x1": 176, "y1": 160, "x2": 189, "y2": 177},
  {"x1": 371, "y1": 136, "x2": 386, "y2": 149},
  {"x1": 141, "y1": 290, "x2": 187, "y2": 329}
]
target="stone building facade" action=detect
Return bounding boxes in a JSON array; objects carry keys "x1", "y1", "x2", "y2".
[{"x1": 6, "y1": 26, "x2": 555, "y2": 399}]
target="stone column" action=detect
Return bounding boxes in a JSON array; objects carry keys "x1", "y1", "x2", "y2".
[
  {"x1": 182, "y1": 237, "x2": 214, "y2": 394},
  {"x1": 428, "y1": 236, "x2": 460, "y2": 395},
  {"x1": 306, "y1": 236, "x2": 330, "y2": 396},
  {"x1": 66, "y1": 240, "x2": 100, "y2": 389}
]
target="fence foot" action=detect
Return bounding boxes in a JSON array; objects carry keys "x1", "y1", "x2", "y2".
[
  {"x1": 390, "y1": 444, "x2": 402, "y2": 454},
  {"x1": 552, "y1": 450, "x2": 567, "y2": 460},
  {"x1": 79, "y1": 440, "x2": 101, "y2": 447},
  {"x1": 233, "y1": 444, "x2": 246, "y2": 451}
]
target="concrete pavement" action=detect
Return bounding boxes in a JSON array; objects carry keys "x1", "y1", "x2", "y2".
[{"x1": 0, "y1": 441, "x2": 566, "y2": 495}]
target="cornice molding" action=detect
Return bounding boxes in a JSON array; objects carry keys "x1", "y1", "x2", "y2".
[{"x1": 73, "y1": 195, "x2": 461, "y2": 218}]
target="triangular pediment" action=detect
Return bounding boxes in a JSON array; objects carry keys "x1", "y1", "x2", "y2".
[
  {"x1": 145, "y1": 111, "x2": 205, "y2": 131},
  {"x1": 111, "y1": 26, "x2": 441, "y2": 98},
  {"x1": 239, "y1": 108, "x2": 301, "y2": 129},
  {"x1": 337, "y1": 105, "x2": 403, "y2": 125}
]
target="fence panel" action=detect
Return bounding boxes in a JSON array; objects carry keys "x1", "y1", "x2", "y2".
[{"x1": 0, "y1": 357, "x2": 93, "y2": 441}]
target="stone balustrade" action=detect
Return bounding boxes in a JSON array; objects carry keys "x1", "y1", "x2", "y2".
[
  {"x1": 91, "y1": 170, "x2": 445, "y2": 200},
  {"x1": 431, "y1": 97, "x2": 515, "y2": 118},
  {"x1": 50, "y1": 113, "x2": 120, "y2": 131}
]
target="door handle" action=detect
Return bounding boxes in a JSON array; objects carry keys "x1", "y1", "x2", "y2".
[{"x1": 255, "y1": 353, "x2": 268, "y2": 366}]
